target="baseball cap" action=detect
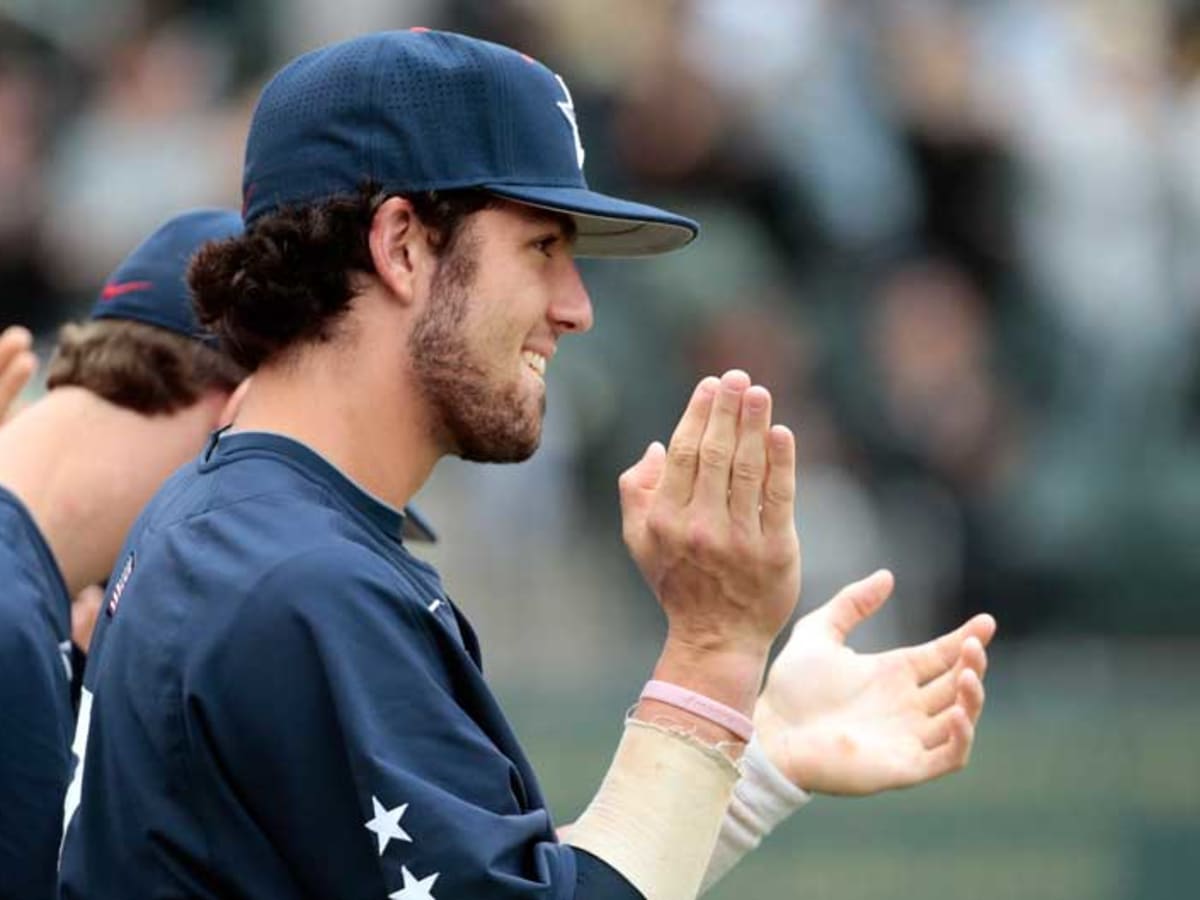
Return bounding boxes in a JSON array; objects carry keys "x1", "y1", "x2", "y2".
[
  {"x1": 90, "y1": 209, "x2": 243, "y2": 343},
  {"x1": 243, "y1": 29, "x2": 699, "y2": 257}
]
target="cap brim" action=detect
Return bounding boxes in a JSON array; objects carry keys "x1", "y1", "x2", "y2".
[
  {"x1": 401, "y1": 505, "x2": 438, "y2": 543},
  {"x1": 483, "y1": 185, "x2": 698, "y2": 258}
]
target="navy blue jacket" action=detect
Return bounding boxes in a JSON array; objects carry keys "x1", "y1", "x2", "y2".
[
  {"x1": 0, "y1": 485, "x2": 73, "y2": 900},
  {"x1": 59, "y1": 432, "x2": 639, "y2": 899}
]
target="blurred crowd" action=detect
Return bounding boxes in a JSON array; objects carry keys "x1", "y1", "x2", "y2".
[{"x1": 3, "y1": 0, "x2": 1199, "y2": 656}]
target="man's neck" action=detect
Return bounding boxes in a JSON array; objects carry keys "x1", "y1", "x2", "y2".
[
  {"x1": 0, "y1": 387, "x2": 221, "y2": 596},
  {"x1": 232, "y1": 346, "x2": 441, "y2": 512}
]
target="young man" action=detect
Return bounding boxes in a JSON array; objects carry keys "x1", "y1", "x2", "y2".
[
  {"x1": 60, "y1": 31, "x2": 993, "y2": 900},
  {"x1": 0, "y1": 209, "x2": 249, "y2": 899}
]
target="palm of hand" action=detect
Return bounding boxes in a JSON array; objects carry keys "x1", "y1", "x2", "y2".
[
  {"x1": 755, "y1": 571, "x2": 994, "y2": 796},
  {"x1": 759, "y1": 634, "x2": 935, "y2": 794}
]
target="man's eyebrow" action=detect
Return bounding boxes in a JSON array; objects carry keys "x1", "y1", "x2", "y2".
[
  {"x1": 538, "y1": 213, "x2": 578, "y2": 247},
  {"x1": 555, "y1": 213, "x2": 578, "y2": 244},
  {"x1": 511, "y1": 203, "x2": 578, "y2": 243}
]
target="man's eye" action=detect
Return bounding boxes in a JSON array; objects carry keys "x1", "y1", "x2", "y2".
[{"x1": 533, "y1": 236, "x2": 558, "y2": 256}]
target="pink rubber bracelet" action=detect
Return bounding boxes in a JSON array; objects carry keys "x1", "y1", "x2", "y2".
[{"x1": 639, "y1": 680, "x2": 755, "y2": 742}]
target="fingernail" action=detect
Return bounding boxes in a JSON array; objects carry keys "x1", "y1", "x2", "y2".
[
  {"x1": 720, "y1": 369, "x2": 751, "y2": 391},
  {"x1": 745, "y1": 390, "x2": 767, "y2": 412}
]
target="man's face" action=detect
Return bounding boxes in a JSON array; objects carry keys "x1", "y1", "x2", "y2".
[{"x1": 409, "y1": 201, "x2": 593, "y2": 463}]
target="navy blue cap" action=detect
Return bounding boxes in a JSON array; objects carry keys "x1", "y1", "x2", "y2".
[
  {"x1": 90, "y1": 209, "x2": 243, "y2": 341},
  {"x1": 243, "y1": 29, "x2": 698, "y2": 257}
]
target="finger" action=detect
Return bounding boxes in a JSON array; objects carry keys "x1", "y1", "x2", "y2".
[
  {"x1": 908, "y1": 613, "x2": 997, "y2": 685},
  {"x1": 692, "y1": 369, "x2": 751, "y2": 512},
  {"x1": 921, "y1": 704, "x2": 959, "y2": 750},
  {"x1": 923, "y1": 668, "x2": 985, "y2": 751},
  {"x1": 657, "y1": 377, "x2": 720, "y2": 508},
  {"x1": 920, "y1": 637, "x2": 988, "y2": 715},
  {"x1": 619, "y1": 441, "x2": 667, "y2": 510},
  {"x1": 957, "y1": 665, "x2": 986, "y2": 725},
  {"x1": 962, "y1": 613, "x2": 998, "y2": 648},
  {"x1": 819, "y1": 569, "x2": 894, "y2": 644},
  {"x1": 925, "y1": 708, "x2": 975, "y2": 778},
  {"x1": 727, "y1": 385, "x2": 771, "y2": 528},
  {"x1": 0, "y1": 325, "x2": 32, "y2": 366},
  {"x1": 961, "y1": 636, "x2": 988, "y2": 678},
  {"x1": 0, "y1": 349, "x2": 36, "y2": 422},
  {"x1": 921, "y1": 668, "x2": 960, "y2": 716},
  {"x1": 760, "y1": 424, "x2": 796, "y2": 535},
  {"x1": 629, "y1": 441, "x2": 667, "y2": 492}
]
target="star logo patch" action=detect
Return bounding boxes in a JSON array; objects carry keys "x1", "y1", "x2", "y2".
[
  {"x1": 389, "y1": 866, "x2": 439, "y2": 899},
  {"x1": 364, "y1": 795, "x2": 412, "y2": 856}
]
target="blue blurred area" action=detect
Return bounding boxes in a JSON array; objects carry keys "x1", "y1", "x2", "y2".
[{"x1": 2, "y1": 1, "x2": 1198, "y2": 896}]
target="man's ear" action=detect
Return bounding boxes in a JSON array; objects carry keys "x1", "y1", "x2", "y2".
[{"x1": 369, "y1": 196, "x2": 431, "y2": 306}]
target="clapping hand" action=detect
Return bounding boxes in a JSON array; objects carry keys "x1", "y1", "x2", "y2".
[
  {"x1": 619, "y1": 371, "x2": 802, "y2": 722},
  {"x1": 755, "y1": 570, "x2": 995, "y2": 795}
]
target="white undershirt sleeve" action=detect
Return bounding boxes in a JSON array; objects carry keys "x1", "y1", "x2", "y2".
[{"x1": 700, "y1": 734, "x2": 812, "y2": 893}]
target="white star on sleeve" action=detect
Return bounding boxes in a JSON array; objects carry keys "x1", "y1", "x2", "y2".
[
  {"x1": 388, "y1": 865, "x2": 440, "y2": 899},
  {"x1": 364, "y1": 795, "x2": 412, "y2": 856}
]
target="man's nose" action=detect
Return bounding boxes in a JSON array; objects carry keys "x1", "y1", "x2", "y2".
[{"x1": 551, "y1": 260, "x2": 594, "y2": 334}]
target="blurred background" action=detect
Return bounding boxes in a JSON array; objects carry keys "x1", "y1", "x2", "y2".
[{"x1": 2, "y1": 0, "x2": 1198, "y2": 896}]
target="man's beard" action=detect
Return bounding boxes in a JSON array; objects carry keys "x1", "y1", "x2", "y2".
[{"x1": 408, "y1": 235, "x2": 544, "y2": 463}]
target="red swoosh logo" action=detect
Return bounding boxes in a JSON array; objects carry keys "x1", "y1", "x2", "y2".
[{"x1": 100, "y1": 280, "x2": 153, "y2": 301}]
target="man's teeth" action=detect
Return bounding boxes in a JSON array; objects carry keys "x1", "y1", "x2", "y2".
[{"x1": 522, "y1": 351, "x2": 547, "y2": 377}]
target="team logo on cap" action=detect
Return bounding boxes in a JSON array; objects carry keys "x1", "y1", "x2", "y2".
[
  {"x1": 555, "y1": 75, "x2": 586, "y2": 171},
  {"x1": 100, "y1": 280, "x2": 153, "y2": 301}
]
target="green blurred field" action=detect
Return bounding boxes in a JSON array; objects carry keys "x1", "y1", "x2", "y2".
[{"x1": 498, "y1": 640, "x2": 1200, "y2": 900}]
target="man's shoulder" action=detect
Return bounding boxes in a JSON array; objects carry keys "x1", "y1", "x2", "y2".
[
  {"x1": 140, "y1": 442, "x2": 327, "y2": 530},
  {"x1": 0, "y1": 539, "x2": 70, "y2": 693},
  {"x1": 127, "y1": 450, "x2": 373, "y2": 583},
  {"x1": 239, "y1": 542, "x2": 437, "y2": 633},
  {"x1": 0, "y1": 550, "x2": 60, "y2": 654},
  {"x1": 0, "y1": 492, "x2": 70, "y2": 635},
  {"x1": 0, "y1": 486, "x2": 50, "y2": 574}
]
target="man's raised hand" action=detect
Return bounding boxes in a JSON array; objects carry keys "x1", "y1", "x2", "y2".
[
  {"x1": 620, "y1": 371, "x2": 802, "y2": 664},
  {"x1": 754, "y1": 570, "x2": 995, "y2": 795}
]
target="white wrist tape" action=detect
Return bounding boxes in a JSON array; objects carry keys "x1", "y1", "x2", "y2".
[
  {"x1": 700, "y1": 733, "x2": 812, "y2": 893},
  {"x1": 566, "y1": 718, "x2": 741, "y2": 900}
]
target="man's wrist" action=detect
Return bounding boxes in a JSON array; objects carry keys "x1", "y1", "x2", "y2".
[
  {"x1": 652, "y1": 638, "x2": 768, "y2": 718},
  {"x1": 751, "y1": 697, "x2": 799, "y2": 787}
]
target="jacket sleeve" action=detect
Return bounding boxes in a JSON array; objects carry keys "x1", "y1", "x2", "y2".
[{"x1": 0, "y1": 578, "x2": 72, "y2": 900}]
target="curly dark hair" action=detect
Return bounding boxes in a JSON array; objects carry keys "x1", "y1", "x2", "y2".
[
  {"x1": 189, "y1": 185, "x2": 497, "y2": 370},
  {"x1": 46, "y1": 320, "x2": 247, "y2": 415}
]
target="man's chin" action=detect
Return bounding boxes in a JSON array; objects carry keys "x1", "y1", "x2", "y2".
[
  {"x1": 457, "y1": 438, "x2": 540, "y2": 464},
  {"x1": 455, "y1": 418, "x2": 543, "y2": 464}
]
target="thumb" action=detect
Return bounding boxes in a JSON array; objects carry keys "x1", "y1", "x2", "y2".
[
  {"x1": 818, "y1": 569, "x2": 895, "y2": 644},
  {"x1": 618, "y1": 442, "x2": 666, "y2": 540},
  {"x1": 619, "y1": 441, "x2": 666, "y2": 498},
  {"x1": 637, "y1": 441, "x2": 666, "y2": 490},
  {"x1": 72, "y1": 585, "x2": 105, "y2": 655}
]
